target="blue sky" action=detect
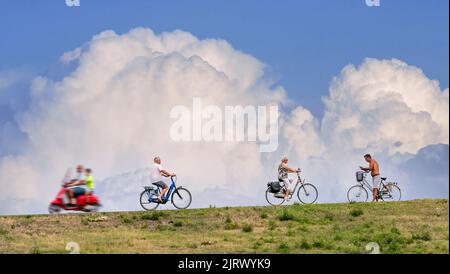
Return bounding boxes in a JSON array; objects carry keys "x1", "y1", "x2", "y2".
[{"x1": 0, "y1": 0, "x2": 448, "y2": 118}]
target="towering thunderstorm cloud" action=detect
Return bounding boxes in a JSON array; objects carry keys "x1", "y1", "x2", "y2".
[{"x1": 0, "y1": 28, "x2": 448, "y2": 214}]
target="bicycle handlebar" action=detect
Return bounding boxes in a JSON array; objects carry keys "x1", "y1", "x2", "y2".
[{"x1": 170, "y1": 175, "x2": 177, "y2": 183}]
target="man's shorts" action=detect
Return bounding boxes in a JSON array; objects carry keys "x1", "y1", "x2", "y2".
[
  {"x1": 372, "y1": 175, "x2": 382, "y2": 189},
  {"x1": 72, "y1": 187, "x2": 86, "y2": 196},
  {"x1": 152, "y1": 181, "x2": 168, "y2": 189}
]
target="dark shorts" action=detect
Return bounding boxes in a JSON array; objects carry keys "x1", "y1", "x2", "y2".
[
  {"x1": 152, "y1": 181, "x2": 168, "y2": 189},
  {"x1": 72, "y1": 187, "x2": 86, "y2": 196}
]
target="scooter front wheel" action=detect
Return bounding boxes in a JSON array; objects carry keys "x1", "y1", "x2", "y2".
[
  {"x1": 83, "y1": 204, "x2": 101, "y2": 212},
  {"x1": 48, "y1": 204, "x2": 61, "y2": 214}
]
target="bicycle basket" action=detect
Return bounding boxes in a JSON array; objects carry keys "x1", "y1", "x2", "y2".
[
  {"x1": 356, "y1": 171, "x2": 364, "y2": 182},
  {"x1": 268, "y1": 182, "x2": 281, "y2": 193}
]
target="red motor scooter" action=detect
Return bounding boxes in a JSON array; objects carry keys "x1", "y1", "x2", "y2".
[
  {"x1": 49, "y1": 168, "x2": 102, "y2": 214},
  {"x1": 49, "y1": 187, "x2": 101, "y2": 214}
]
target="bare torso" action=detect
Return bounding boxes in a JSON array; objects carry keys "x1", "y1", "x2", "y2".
[{"x1": 370, "y1": 159, "x2": 380, "y2": 177}]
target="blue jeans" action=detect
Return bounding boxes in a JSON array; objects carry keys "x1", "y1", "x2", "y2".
[{"x1": 72, "y1": 187, "x2": 86, "y2": 196}]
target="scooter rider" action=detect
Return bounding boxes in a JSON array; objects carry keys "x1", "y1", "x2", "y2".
[
  {"x1": 65, "y1": 164, "x2": 87, "y2": 207},
  {"x1": 84, "y1": 168, "x2": 95, "y2": 199}
]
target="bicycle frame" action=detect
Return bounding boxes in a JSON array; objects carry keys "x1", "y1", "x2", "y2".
[
  {"x1": 281, "y1": 173, "x2": 305, "y2": 197},
  {"x1": 358, "y1": 173, "x2": 388, "y2": 195},
  {"x1": 359, "y1": 175, "x2": 372, "y2": 192},
  {"x1": 151, "y1": 177, "x2": 177, "y2": 203}
]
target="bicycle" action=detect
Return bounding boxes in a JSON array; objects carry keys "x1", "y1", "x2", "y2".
[
  {"x1": 139, "y1": 175, "x2": 192, "y2": 210},
  {"x1": 347, "y1": 171, "x2": 401, "y2": 202},
  {"x1": 266, "y1": 171, "x2": 318, "y2": 205}
]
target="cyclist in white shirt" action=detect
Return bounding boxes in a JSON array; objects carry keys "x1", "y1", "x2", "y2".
[{"x1": 150, "y1": 156, "x2": 176, "y2": 202}]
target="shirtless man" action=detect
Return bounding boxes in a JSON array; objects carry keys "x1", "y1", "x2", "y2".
[{"x1": 360, "y1": 154, "x2": 381, "y2": 202}]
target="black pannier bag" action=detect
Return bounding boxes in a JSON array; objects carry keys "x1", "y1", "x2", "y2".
[
  {"x1": 356, "y1": 171, "x2": 364, "y2": 182},
  {"x1": 267, "y1": 182, "x2": 281, "y2": 193}
]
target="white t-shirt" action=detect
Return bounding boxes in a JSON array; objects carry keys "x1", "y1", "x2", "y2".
[
  {"x1": 68, "y1": 172, "x2": 87, "y2": 189},
  {"x1": 75, "y1": 172, "x2": 86, "y2": 181},
  {"x1": 150, "y1": 163, "x2": 164, "y2": 183}
]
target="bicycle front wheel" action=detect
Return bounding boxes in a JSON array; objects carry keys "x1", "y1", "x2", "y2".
[
  {"x1": 347, "y1": 185, "x2": 368, "y2": 202},
  {"x1": 297, "y1": 183, "x2": 318, "y2": 204},
  {"x1": 139, "y1": 190, "x2": 159, "y2": 211},
  {"x1": 171, "y1": 187, "x2": 192, "y2": 209},
  {"x1": 380, "y1": 184, "x2": 401, "y2": 202}
]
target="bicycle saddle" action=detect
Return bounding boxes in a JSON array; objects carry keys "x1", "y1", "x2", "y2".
[{"x1": 381, "y1": 177, "x2": 387, "y2": 181}]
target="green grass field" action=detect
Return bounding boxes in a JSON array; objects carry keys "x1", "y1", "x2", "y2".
[{"x1": 0, "y1": 199, "x2": 448, "y2": 254}]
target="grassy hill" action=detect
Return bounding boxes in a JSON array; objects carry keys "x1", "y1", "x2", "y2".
[{"x1": 0, "y1": 199, "x2": 448, "y2": 254}]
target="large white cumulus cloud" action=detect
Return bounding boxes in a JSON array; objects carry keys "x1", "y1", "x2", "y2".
[
  {"x1": 282, "y1": 58, "x2": 449, "y2": 202},
  {"x1": 0, "y1": 28, "x2": 448, "y2": 215},
  {"x1": 0, "y1": 28, "x2": 288, "y2": 213},
  {"x1": 322, "y1": 58, "x2": 449, "y2": 155}
]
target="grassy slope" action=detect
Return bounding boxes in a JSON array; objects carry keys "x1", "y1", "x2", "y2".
[{"x1": 0, "y1": 199, "x2": 448, "y2": 254}]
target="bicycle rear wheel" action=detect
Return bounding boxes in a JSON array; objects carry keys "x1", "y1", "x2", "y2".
[
  {"x1": 171, "y1": 187, "x2": 192, "y2": 209},
  {"x1": 297, "y1": 183, "x2": 318, "y2": 204},
  {"x1": 347, "y1": 185, "x2": 368, "y2": 202},
  {"x1": 139, "y1": 190, "x2": 159, "y2": 211},
  {"x1": 380, "y1": 184, "x2": 401, "y2": 202},
  {"x1": 265, "y1": 188, "x2": 285, "y2": 206}
]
